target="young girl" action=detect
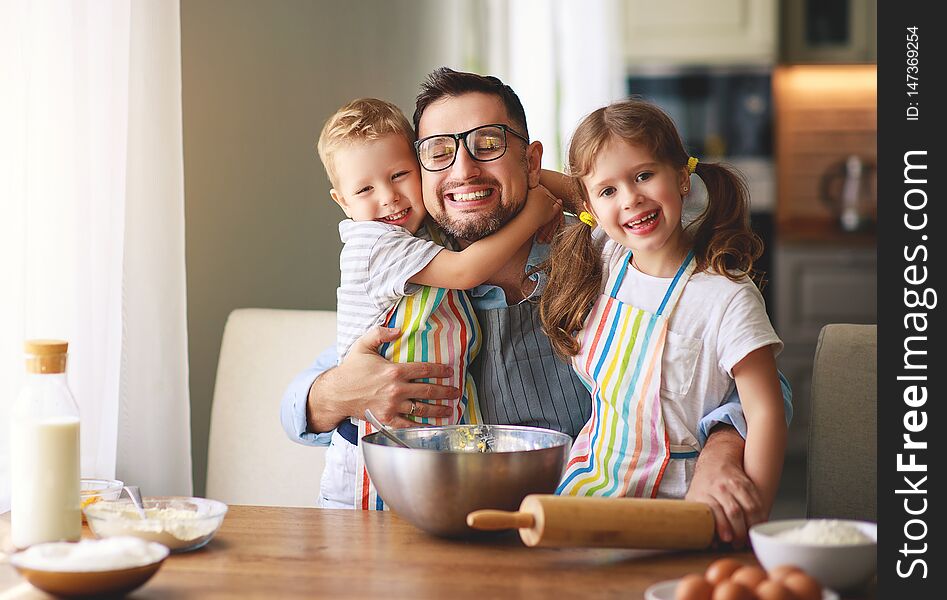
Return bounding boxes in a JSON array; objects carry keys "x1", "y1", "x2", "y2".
[{"x1": 540, "y1": 99, "x2": 785, "y2": 515}]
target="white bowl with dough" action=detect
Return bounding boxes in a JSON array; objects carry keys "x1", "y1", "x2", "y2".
[
  {"x1": 85, "y1": 496, "x2": 228, "y2": 552},
  {"x1": 10, "y1": 537, "x2": 168, "y2": 597},
  {"x1": 749, "y1": 518, "x2": 877, "y2": 591}
]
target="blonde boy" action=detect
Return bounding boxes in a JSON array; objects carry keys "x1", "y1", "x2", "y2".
[{"x1": 316, "y1": 98, "x2": 556, "y2": 509}]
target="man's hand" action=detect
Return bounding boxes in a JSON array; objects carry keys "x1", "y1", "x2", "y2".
[
  {"x1": 306, "y1": 326, "x2": 461, "y2": 432},
  {"x1": 685, "y1": 425, "x2": 764, "y2": 548}
]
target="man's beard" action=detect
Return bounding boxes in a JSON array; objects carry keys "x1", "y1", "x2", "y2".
[
  {"x1": 436, "y1": 201, "x2": 518, "y2": 241},
  {"x1": 432, "y1": 178, "x2": 520, "y2": 242}
]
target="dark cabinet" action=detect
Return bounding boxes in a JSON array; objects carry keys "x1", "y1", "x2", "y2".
[
  {"x1": 781, "y1": 0, "x2": 876, "y2": 63},
  {"x1": 774, "y1": 243, "x2": 877, "y2": 458}
]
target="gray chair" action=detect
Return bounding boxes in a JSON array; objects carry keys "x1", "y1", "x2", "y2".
[{"x1": 806, "y1": 323, "x2": 877, "y2": 521}]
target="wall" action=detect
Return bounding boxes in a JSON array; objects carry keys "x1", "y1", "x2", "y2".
[{"x1": 181, "y1": 0, "x2": 461, "y2": 495}]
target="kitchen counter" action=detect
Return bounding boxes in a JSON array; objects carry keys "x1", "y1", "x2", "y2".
[
  {"x1": 777, "y1": 217, "x2": 876, "y2": 246},
  {"x1": 1, "y1": 506, "x2": 873, "y2": 598}
]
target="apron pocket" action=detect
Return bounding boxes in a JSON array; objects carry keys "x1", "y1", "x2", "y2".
[{"x1": 661, "y1": 329, "x2": 701, "y2": 398}]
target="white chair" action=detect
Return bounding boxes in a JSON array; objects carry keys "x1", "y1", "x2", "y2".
[{"x1": 206, "y1": 308, "x2": 334, "y2": 506}]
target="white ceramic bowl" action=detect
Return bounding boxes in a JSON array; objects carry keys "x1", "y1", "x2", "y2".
[
  {"x1": 749, "y1": 519, "x2": 877, "y2": 591},
  {"x1": 11, "y1": 538, "x2": 168, "y2": 598}
]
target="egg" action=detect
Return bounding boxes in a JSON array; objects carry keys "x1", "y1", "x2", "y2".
[
  {"x1": 675, "y1": 574, "x2": 714, "y2": 600},
  {"x1": 755, "y1": 580, "x2": 796, "y2": 600},
  {"x1": 711, "y1": 581, "x2": 754, "y2": 600},
  {"x1": 767, "y1": 564, "x2": 803, "y2": 582},
  {"x1": 730, "y1": 565, "x2": 767, "y2": 589},
  {"x1": 783, "y1": 571, "x2": 823, "y2": 600},
  {"x1": 704, "y1": 558, "x2": 744, "y2": 585}
]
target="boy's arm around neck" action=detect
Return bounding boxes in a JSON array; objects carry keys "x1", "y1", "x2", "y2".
[{"x1": 408, "y1": 185, "x2": 560, "y2": 290}]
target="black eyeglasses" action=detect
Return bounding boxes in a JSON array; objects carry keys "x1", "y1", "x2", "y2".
[{"x1": 414, "y1": 123, "x2": 529, "y2": 172}]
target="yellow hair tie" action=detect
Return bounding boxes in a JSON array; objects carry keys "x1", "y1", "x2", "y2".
[
  {"x1": 687, "y1": 156, "x2": 699, "y2": 174},
  {"x1": 579, "y1": 211, "x2": 596, "y2": 227}
]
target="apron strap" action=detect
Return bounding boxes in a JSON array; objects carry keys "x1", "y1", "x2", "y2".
[
  {"x1": 614, "y1": 249, "x2": 697, "y2": 315},
  {"x1": 656, "y1": 250, "x2": 696, "y2": 316},
  {"x1": 608, "y1": 251, "x2": 634, "y2": 297}
]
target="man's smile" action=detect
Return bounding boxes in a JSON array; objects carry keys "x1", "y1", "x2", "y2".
[
  {"x1": 442, "y1": 184, "x2": 497, "y2": 210},
  {"x1": 448, "y1": 189, "x2": 492, "y2": 202}
]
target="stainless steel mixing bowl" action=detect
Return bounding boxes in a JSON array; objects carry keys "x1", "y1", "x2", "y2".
[{"x1": 362, "y1": 424, "x2": 571, "y2": 537}]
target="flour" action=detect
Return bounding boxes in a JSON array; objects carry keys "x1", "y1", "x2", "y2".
[
  {"x1": 87, "y1": 505, "x2": 223, "y2": 550},
  {"x1": 11, "y1": 537, "x2": 168, "y2": 572},
  {"x1": 775, "y1": 519, "x2": 873, "y2": 545}
]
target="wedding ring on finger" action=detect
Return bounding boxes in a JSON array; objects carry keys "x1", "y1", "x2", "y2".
[{"x1": 407, "y1": 400, "x2": 419, "y2": 416}]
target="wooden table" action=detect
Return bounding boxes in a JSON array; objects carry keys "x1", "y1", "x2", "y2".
[{"x1": 1, "y1": 506, "x2": 872, "y2": 599}]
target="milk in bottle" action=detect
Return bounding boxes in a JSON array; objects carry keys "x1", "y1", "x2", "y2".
[{"x1": 10, "y1": 340, "x2": 81, "y2": 549}]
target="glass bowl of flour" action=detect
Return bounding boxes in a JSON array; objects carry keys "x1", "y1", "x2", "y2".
[
  {"x1": 749, "y1": 518, "x2": 877, "y2": 592},
  {"x1": 85, "y1": 496, "x2": 229, "y2": 552}
]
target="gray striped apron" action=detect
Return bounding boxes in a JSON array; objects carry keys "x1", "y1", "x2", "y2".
[{"x1": 470, "y1": 300, "x2": 591, "y2": 439}]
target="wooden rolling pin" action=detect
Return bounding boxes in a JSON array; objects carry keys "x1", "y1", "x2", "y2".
[{"x1": 467, "y1": 494, "x2": 714, "y2": 549}]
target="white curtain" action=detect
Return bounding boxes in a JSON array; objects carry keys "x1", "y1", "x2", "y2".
[
  {"x1": 0, "y1": 0, "x2": 191, "y2": 513},
  {"x1": 477, "y1": 0, "x2": 626, "y2": 170}
]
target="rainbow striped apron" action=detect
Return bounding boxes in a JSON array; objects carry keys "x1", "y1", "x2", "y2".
[
  {"x1": 354, "y1": 283, "x2": 482, "y2": 510},
  {"x1": 557, "y1": 250, "x2": 696, "y2": 498}
]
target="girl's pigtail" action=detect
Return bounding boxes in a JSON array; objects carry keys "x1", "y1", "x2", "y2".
[
  {"x1": 539, "y1": 220, "x2": 603, "y2": 359},
  {"x1": 687, "y1": 162, "x2": 764, "y2": 283}
]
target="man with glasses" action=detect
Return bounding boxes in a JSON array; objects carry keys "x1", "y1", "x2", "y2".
[
  {"x1": 416, "y1": 124, "x2": 529, "y2": 170},
  {"x1": 282, "y1": 68, "x2": 780, "y2": 544}
]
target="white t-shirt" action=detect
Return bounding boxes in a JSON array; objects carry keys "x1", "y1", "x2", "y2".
[
  {"x1": 335, "y1": 220, "x2": 443, "y2": 360},
  {"x1": 599, "y1": 238, "x2": 783, "y2": 497}
]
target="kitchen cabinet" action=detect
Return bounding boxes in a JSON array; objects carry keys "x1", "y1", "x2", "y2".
[
  {"x1": 772, "y1": 64, "x2": 876, "y2": 231},
  {"x1": 624, "y1": 0, "x2": 777, "y2": 67},
  {"x1": 781, "y1": 0, "x2": 877, "y2": 63},
  {"x1": 773, "y1": 242, "x2": 876, "y2": 458}
]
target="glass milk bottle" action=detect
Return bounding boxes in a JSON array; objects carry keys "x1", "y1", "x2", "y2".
[{"x1": 10, "y1": 339, "x2": 81, "y2": 548}]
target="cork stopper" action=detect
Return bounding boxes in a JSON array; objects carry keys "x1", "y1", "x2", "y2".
[{"x1": 25, "y1": 339, "x2": 69, "y2": 374}]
